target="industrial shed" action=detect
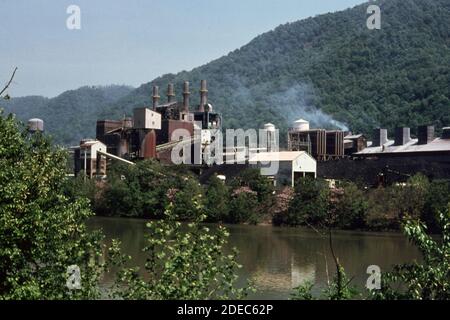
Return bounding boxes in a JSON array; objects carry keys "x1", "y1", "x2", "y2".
[{"x1": 249, "y1": 151, "x2": 317, "y2": 187}]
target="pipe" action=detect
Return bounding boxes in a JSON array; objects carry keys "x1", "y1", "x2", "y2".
[
  {"x1": 167, "y1": 83, "x2": 175, "y2": 103},
  {"x1": 199, "y1": 80, "x2": 208, "y2": 112},
  {"x1": 183, "y1": 81, "x2": 190, "y2": 113},
  {"x1": 152, "y1": 86, "x2": 160, "y2": 110}
]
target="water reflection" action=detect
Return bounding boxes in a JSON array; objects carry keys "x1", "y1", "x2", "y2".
[{"x1": 88, "y1": 217, "x2": 421, "y2": 300}]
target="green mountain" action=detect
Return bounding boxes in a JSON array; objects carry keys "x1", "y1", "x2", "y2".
[
  {"x1": 1, "y1": 85, "x2": 133, "y2": 145},
  {"x1": 3, "y1": 0, "x2": 450, "y2": 146},
  {"x1": 105, "y1": 0, "x2": 450, "y2": 138}
]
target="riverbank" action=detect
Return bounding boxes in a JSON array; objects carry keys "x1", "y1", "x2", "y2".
[{"x1": 64, "y1": 160, "x2": 449, "y2": 234}]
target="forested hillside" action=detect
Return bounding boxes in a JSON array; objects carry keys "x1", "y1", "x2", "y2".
[
  {"x1": 105, "y1": 0, "x2": 450, "y2": 138},
  {"x1": 1, "y1": 85, "x2": 133, "y2": 145},
  {"x1": 3, "y1": 0, "x2": 450, "y2": 145}
]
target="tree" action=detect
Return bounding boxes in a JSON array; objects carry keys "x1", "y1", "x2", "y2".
[
  {"x1": 228, "y1": 187, "x2": 259, "y2": 224},
  {"x1": 108, "y1": 197, "x2": 253, "y2": 299},
  {"x1": 286, "y1": 177, "x2": 329, "y2": 226},
  {"x1": 0, "y1": 110, "x2": 105, "y2": 299},
  {"x1": 205, "y1": 176, "x2": 230, "y2": 222},
  {"x1": 334, "y1": 182, "x2": 368, "y2": 229}
]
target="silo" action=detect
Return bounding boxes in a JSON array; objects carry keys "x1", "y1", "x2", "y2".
[
  {"x1": 27, "y1": 118, "x2": 44, "y2": 132},
  {"x1": 263, "y1": 123, "x2": 277, "y2": 152},
  {"x1": 292, "y1": 119, "x2": 309, "y2": 132}
]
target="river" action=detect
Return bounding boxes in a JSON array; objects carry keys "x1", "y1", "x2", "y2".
[{"x1": 89, "y1": 217, "x2": 421, "y2": 300}]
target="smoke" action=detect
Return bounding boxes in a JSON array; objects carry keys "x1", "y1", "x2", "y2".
[
  {"x1": 269, "y1": 83, "x2": 349, "y2": 131},
  {"x1": 221, "y1": 74, "x2": 348, "y2": 131}
]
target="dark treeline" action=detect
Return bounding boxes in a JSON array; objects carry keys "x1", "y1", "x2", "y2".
[{"x1": 64, "y1": 160, "x2": 450, "y2": 233}]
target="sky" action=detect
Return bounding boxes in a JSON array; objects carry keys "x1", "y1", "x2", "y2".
[{"x1": 0, "y1": 0, "x2": 366, "y2": 97}]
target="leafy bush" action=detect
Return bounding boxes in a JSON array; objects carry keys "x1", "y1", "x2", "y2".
[
  {"x1": 333, "y1": 182, "x2": 369, "y2": 229},
  {"x1": 372, "y1": 208, "x2": 450, "y2": 300},
  {"x1": 204, "y1": 176, "x2": 230, "y2": 222},
  {"x1": 108, "y1": 198, "x2": 253, "y2": 299},
  {"x1": 284, "y1": 177, "x2": 329, "y2": 226},
  {"x1": 0, "y1": 111, "x2": 105, "y2": 299}
]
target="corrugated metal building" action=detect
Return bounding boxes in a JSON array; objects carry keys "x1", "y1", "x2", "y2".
[{"x1": 249, "y1": 151, "x2": 317, "y2": 187}]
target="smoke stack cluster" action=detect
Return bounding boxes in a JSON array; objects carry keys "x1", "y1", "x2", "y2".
[
  {"x1": 152, "y1": 86, "x2": 160, "y2": 110},
  {"x1": 167, "y1": 83, "x2": 175, "y2": 103},
  {"x1": 199, "y1": 80, "x2": 208, "y2": 112},
  {"x1": 183, "y1": 81, "x2": 190, "y2": 112}
]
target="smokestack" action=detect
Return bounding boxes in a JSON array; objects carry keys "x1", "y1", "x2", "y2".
[
  {"x1": 372, "y1": 128, "x2": 388, "y2": 147},
  {"x1": 418, "y1": 125, "x2": 434, "y2": 145},
  {"x1": 183, "y1": 81, "x2": 190, "y2": 112},
  {"x1": 152, "y1": 86, "x2": 160, "y2": 110},
  {"x1": 199, "y1": 80, "x2": 208, "y2": 112},
  {"x1": 167, "y1": 83, "x2": 175, "y2": 103},
  {"x1": 394, "y1": 127, "x2": 411, "y2": 146}
]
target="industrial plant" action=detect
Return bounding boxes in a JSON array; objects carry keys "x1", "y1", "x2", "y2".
[{"x1": 60, "y1": 79, "x2": 450, "y2": 187}]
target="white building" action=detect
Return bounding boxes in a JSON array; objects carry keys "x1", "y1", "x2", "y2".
[{"x1": 248, "y1": 151, "x2": 317, "y2": 187}]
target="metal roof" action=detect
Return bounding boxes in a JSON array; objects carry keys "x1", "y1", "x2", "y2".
[
  {"x1": 355, "y1": 138, "x2": 450, "y2": 155},
  {"x1": 345, "y1": 134, "x2": 364, "y2": 139},
  {"x1": 248, "y1": 151, "x2": 311, "y2": 162}
]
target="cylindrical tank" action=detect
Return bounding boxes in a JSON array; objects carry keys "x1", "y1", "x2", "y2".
[
  {"x1": 27, "y1": 118, "x2": 44, "y2": 132},
  {"x1": 263, "y1": 123, "x2": 277, "y2": 152},
  {"x1": 292, "y1": 119, "x2": 309, "y2": 132},
  {"x1": 264, "y1": 123, "x2": 276, "y2": 132}
]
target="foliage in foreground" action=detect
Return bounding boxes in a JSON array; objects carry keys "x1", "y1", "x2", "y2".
[
  {"x1": 0, "y1": 111, "x2": 105, "y2": 299},
  {"x1": 291, "y1": 266, "x2": 359, "y2": 300},
  {"x1": 109, "y1": 197, "x2": 253, "y2": 300},
  {"x1": 372, "y1": 210, "x2": 449, "y2": 300},
  {"x1": 291, "y1": 208, "x2": 450, "y2": 300}
]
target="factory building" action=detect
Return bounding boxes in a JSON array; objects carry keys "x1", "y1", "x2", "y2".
[
  {"x1": 94, "y1": 80, "x2": 221, "y2": 162},
  {"x1": 318, "y1": 125, "x2": 450, "y2": 185},
  {"x1": 73, "y1": 80, "x2": 223, "y2": 177},
  {"x1": 287, "y1": 119, "x2": 345, "y2": 161},
  {"x1": 73, "y1": 140, "x2": 107, "y2": 178},
  {"x1": 249, "y1": 151, "x2": 317, "y2": 187},
  {"x1": 355, "y1": 126, "x2": 450, "y2": 158},
  {"x1": 344, "y1": 134, "x2": 367, "y2": 155}
]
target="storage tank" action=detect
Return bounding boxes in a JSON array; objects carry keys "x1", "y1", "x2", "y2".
[
  {"x1": 27, "y1": 118, "x2": 44, "y2": 132},
  {"x1": 264, "y1": 123, "x2": 276, "y2": 132},
  {"x1": 292, "y1": 119, "x2": 309, "y2": 132},
  {"x1": 263, "y1": 123, "x2": 277, "y2": 152}
]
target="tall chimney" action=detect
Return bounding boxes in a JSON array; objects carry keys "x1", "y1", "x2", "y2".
[
  {"x1": 199, "y1": 80, "x2": 208, "y2": 112},
  {"x1": 167, "y1": 83, "x2": 175, "y2": 103},
  {"x1": 394, "y1": 127, "x2": 411, "y2": 146},
  {"x1": 372, "y1": 128, "x2": 388, "y2": 147},
  {"x1": 182, "y1": 81, "x2": 190, "y2": 113},
  {"x1": 418, "y1": 125, "x2": 434, "y2": 145},
  {"x1": 152, "y1": 86, "x2": 160, "y2": 110}
]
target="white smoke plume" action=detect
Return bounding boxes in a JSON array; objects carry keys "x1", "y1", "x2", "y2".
[{"x1": 269, "y1": 83, "x2": 349, "y2": 131}]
